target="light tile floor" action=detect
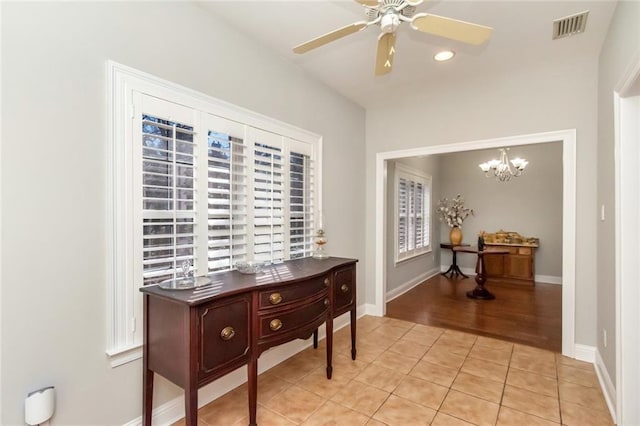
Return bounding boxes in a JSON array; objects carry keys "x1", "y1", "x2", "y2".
[{"x1": 173, "y1": 316, "x2": 613, "y2": 426}]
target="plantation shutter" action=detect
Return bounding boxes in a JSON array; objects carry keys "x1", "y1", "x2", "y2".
[
  {"x1": 252, "y1": 129, "x2": 285, "y2": 263},
  {"x1": 139, "y1": 95, "x2": 197, "y2": 286},
  {"x1": 204, "y1": 114, "x2": 248, "y2": 272},
  {"x1": 135, "y1": 98, "x2": 319, "y2": 283},
  {"x1": 408, "y1": 180, "x2": 415, "y2": 251},
  {"x1": 396, "y1": 165, "x2": 432, "y2": 262},
  {"x1": 415, "y1": 181, "x2": 424, "y2": 249},
  {"x1": 423, "y1": 185, "x2": 430, "y2": 247},
  {"x1": 398, "y1": 176, "x2": 408, "y2": 254},
  {"x1": 287, "y1": 138, "x2": 315, "y2": 259}
]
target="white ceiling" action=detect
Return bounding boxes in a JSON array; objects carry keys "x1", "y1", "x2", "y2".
[{"x1": 198, "y1": 0, "x2": 617, "y2": 107}]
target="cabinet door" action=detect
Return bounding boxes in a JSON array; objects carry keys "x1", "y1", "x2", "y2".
[
  {"x1": 484, "y1": 254, "x2": 505, "y2": 277},
  {"x1": 506, "y1": 255, "x2": 533, "y2": 280},
  {"x1": 333, "y1": 266, "x2": 356, "y2": 315},
  {"x1": 198, "y1": 294, "x2": 251, "y2": 379}
]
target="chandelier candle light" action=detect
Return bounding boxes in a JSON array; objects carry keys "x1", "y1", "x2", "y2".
[{"x1": 479, "y1": 148, "x2": 528, "y2": 182}]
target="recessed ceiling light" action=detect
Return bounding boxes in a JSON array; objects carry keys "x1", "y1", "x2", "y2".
[{"x1": 434, "y1": 50, "x2": 455, "y2": 62}]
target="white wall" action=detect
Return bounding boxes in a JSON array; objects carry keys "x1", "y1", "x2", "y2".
[
  {"x1": 365, "y1": 55, "x2": 599, "y2": 347},
  {"x1": 597, "y1": 0, "x2": 640, "y2": 388},
  {"x1": 439, "y1": 143, "x2": 563, "y2": 278},
  {"x1": 385, "y1": 157, "x2": 441, "y2": 294},
  {"x1": 0, "y1": 2, "x2": 365, "y2": 425}
]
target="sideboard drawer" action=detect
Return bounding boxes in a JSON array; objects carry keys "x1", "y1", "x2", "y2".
[
  {"x1": 198, "y1": 294, "x2": 251, "y2": 379},
  {"x1": 258, "y1": 293, "x2": 329, "y2": 340},
  {"x1": 258, "y1": 276, "x2": 328, "y2": 310}
]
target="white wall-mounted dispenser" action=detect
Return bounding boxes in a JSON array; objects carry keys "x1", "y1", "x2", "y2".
[{"x1": 25, "y1": 386, "x2": 55, "y2": 425}]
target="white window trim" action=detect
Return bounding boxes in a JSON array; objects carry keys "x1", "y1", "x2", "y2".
[
  {"x1": 394, "y1": 164, "x2": 432, "y2": 265},
  {"x1": 106, "y1": 61, "x2": 322, "y2": 366}
]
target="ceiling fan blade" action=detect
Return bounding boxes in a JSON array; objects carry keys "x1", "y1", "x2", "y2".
[
  {"x1": 375, "y1": 32, "x2": 396, "y2": 76},
  {"x1": 293, "y1": 22, "x2": 368, "y2": 54},
  {"x1": 354, "y1": 0, "x2": 379, "y2": 6},
  {"x1": 411, "y1": 13, "x2": 493, "y2": 45}
]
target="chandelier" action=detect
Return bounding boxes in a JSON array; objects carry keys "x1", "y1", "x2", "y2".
[{"x1": 479, "y1": 148, "x2": 528, "y2": 182}]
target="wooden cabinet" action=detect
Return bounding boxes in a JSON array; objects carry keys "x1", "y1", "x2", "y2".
[
  {"x1": 484, "y1": 245, "x2": 535, "y2": 283},
  {"x1": 141, "y1": 257, "x2": 357, "y2": 426}
]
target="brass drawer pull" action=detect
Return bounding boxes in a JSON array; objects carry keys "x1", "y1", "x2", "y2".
[
  {"x1": 340, "y1": 284, "x2": 349, "y2": 293},
  {"x1": 220, "y1": 326, "x2": 235, "y2": 341},
  {"x1": 324, "y1": 298, "x2": 329, "y2": 307},
  {"x1": 270, "y1": 319, "x2": 283, "y2": 331},
  {"x1": 269, "y1": 293, "x2": 283, "y2": 305},
  {"x1": 324, "y1": 278, "x2": 330, "y2": 287}
]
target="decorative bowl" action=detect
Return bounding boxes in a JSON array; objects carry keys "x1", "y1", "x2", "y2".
[
  {"x1": 235, "y1": 261, "x2": 270, "y2": 274},
  {"x1": 158, "y1": 276, "x2": 212, "y2": 291}
]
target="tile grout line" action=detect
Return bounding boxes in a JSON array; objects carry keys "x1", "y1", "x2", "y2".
[
  {"x1": 555, "y1": 354, "x2": 563, "y2": 426},
  {"x1": 428, "y1": 328, "x2": 478, "y2": 425},
  {"x1": 495, "y1": 342, "x2": 515, "y2": 425},
  {"x1": 367, "y1": 321, "x2": 417, "y2": 424}
]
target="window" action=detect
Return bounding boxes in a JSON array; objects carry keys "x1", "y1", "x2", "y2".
[
  {"x1": 395, "y1": 164, "x2": 431, "y2": 263},
  {"x1": 107, "y1": 62, "x2": 320, "y2": 365}
]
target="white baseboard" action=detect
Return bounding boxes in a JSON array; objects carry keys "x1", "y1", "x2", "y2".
[
  {"x1": 574, "y1": 344, "x2": 596, "y2": 363},
  {"x1": 535, "y1": 275, "x2": 562, "y2": 285},
  {"x1": 124, "y1": 307, "x2": 369, "y2": 426},
  {"x1": 595, "y1": 349, "x2": 617, "y2": 424},
  {"x1": 386, "y1": 267, "x2": 440, "y2": 302},
  {"x1": 361, "y1": 303, "x2": 379, "y2": 317}
]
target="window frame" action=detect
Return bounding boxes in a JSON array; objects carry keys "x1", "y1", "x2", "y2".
[
  {"x1": 106, "y1": 61, "x2": 322, "y2": 366},
  {"x1": 394, "y1": 163, "x2": 432, "y2": 264}
]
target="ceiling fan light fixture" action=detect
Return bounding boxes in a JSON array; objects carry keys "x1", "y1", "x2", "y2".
[
  {"x1": 434, "y1": 50, "x2": 455, "y2": 61},
  {"x1": 293, "y1": 0, "x2": 493, "y2": 75},
  {"x1": 380, "y1": 13, "x2": 400, "y2": 33}
]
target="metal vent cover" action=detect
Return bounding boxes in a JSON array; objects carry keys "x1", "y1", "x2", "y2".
[{"x1": 553, "y1": 10, "x2": 589, "y2": 40}]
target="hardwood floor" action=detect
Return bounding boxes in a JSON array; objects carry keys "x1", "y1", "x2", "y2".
[{"x1": 386, "y1": 274, "x2": 562, "y2": 352}]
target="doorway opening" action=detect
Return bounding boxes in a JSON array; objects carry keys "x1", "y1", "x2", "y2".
[
  {"x1": 614, "y1": 60, "x2": 640, "y2": 425},
  {"x1": 374, "y1": 129, "x2": 576, "y2": 357}
]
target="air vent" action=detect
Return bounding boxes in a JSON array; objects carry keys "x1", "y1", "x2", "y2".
[{"x1": 553, "y1": 10, "x2": 589, "y2": 40}]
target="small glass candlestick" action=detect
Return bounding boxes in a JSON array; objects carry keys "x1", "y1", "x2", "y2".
[{"x1": 312, "y1": 229, "x2": 329, "y2": 259}]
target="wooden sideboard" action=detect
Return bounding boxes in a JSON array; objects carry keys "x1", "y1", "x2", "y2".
[
  {"x1": 483, "y1": 244, "x2": 536, "y2": 282},
  {"x1": 140, "y1": 257, "x2": 358, "y2": 426}
]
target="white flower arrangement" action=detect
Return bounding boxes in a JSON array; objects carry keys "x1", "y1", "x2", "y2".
[{"x1": 437, "y1": 195, "x2": 474, "y2": 228}]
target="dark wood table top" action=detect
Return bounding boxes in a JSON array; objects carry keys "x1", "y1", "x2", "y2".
[
  {"x1": 440, "y1": 243, "x2": 471, "y2": 250},
  {"x1": 140, "y1": 257, "x2": 357, "y2": 306}
]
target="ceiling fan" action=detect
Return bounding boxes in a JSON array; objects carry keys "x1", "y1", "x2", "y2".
[{"x1": 293, "y1": 0, "x2": 494, "y2": 76}]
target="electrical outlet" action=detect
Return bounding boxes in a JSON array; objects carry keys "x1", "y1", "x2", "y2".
[{"x1": 603, "y1": 329, "x2": 608, "y2": 347}]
